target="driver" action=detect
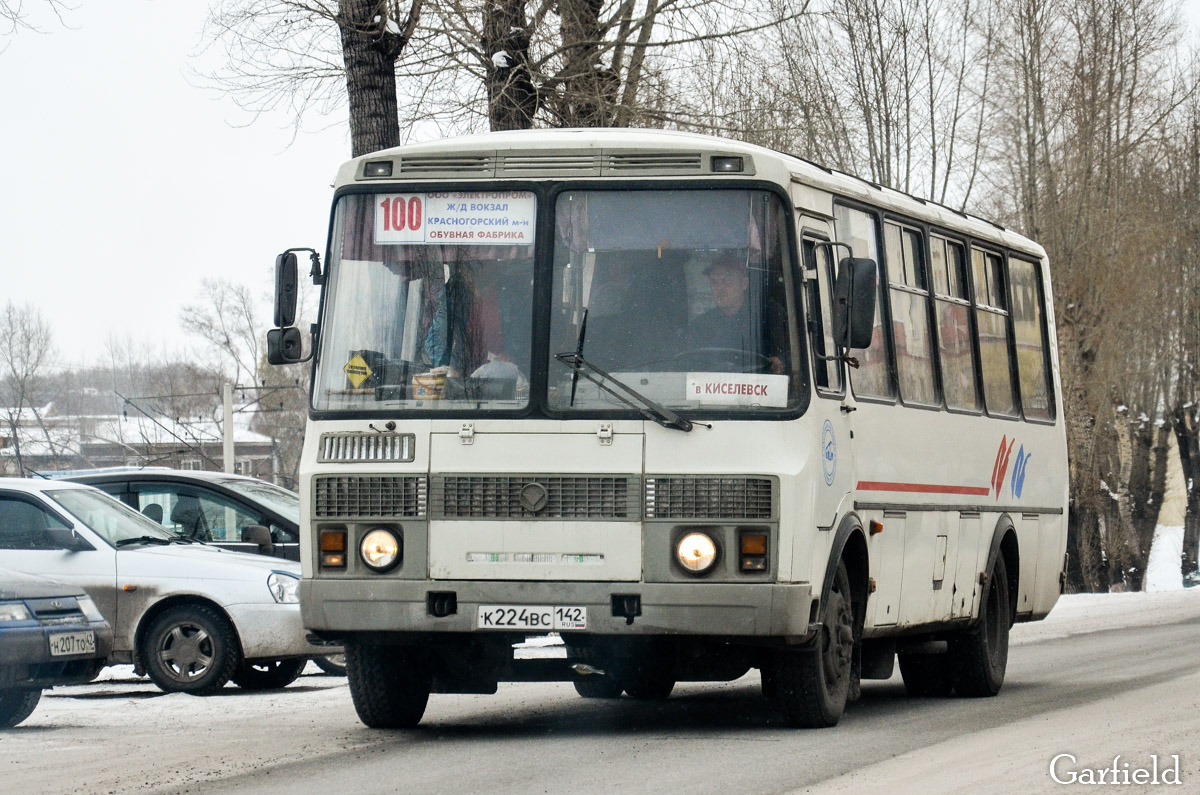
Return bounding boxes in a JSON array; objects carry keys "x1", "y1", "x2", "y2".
[{"x1": 689, "y1": 254, "x2": 786, "y2": 374}]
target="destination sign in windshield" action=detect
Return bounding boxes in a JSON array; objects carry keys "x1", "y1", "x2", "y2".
[{"x1": 374, "y1": 191, "x2": 536, "y2": 246}]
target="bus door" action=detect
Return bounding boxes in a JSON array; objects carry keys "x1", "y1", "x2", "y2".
[{"x1": 802, "y1": 233, "x2": 857, "y2": 530}]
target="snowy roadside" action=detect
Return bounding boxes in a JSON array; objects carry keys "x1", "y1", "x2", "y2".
[{"x1": 1012, "y1": 587, "x2": 1200, "y2": 645}]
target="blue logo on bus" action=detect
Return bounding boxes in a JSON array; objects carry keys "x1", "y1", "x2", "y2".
[{"x1": 822, "y1": 420, "x2": 837, "y2": 486}]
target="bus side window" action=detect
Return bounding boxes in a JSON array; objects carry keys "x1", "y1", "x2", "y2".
[
  {"x1": 931, "y1": 235, "x2": 980, "y2": 410},
  {"x1": 1008, "y1": 256, "x2": 1054, "y2": 420},
  {"x1": 805, "y1": 240, "x2": 843, "y2": 393},
  {"x1": 971, "y1": 247, "x2": 1018, "y2": 416},
  {"x1": 883, "y1": 222, "x2": 936, "y2": 406},
  {"x1": 834, "y1": 204, "x2": 894, "y2": 399}
]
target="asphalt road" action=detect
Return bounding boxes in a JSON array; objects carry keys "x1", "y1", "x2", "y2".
[{"x1": 5, "y1": 615, "x2": 1199, "y2": 795}]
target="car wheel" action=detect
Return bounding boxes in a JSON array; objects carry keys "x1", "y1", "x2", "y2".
[
  {"x1": 345, "y1": 640, "x2": 430, "y2": 728},
  {"x1": 950, "y1": 555, "x2": 1011, "y2": 697},
  {"x1": 313, "y1": 654, "x2": 347, "y2": 676},
  {"x1": 140, "y1": 604, "x2": 240, "y2": 695},
  {"x1": 0, "y1": 688, "x2": 41, "y2": 729},
  {"x1": 231, "y1": 659, "x2": 307, "y2": 690},
  {"x1": 572, "y1": 675, "x2": 624, "y2": 699},
  {"x1": 774, "y1": 560, "x2": 855, "y2": 728}
]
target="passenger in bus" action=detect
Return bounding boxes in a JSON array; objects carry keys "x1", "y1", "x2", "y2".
[{"x1": 690, "y1": 254, "x2": 786, "y2": 374}]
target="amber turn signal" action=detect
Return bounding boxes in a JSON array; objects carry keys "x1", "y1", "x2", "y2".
[
  {"x1": 739, "y1": 530, "x2": 768, "y2": 572},
  {"x1": 320, "y1": 529, "x2": 347, "y2": 568}
]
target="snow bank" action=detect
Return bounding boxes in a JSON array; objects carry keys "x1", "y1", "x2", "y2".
[{"x1": 1145, "y1": 524, "x2": 1185, "y2": 591}]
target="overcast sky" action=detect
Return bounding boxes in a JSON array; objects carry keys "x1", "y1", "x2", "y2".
[
  {"x1": 0, "y1": 1, "x2": 348, "y2": 370},
  {"x1": 2, "y1": 1, "x2": 1199, "y2": 373}
]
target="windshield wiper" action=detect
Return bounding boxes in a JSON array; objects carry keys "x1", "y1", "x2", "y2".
[
  {"x1": 115, "y1": 535, "x2": 173, "y2": 547},
  {"x1": 553, "y1": 351, "x2": 693, "y2": 432}
]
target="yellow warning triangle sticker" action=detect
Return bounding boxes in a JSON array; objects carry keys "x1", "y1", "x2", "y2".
[{"x1": 343, "y1": 353, "x2": 373, "y2": 388}]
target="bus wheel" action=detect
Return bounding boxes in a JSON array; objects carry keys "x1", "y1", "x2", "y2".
[
  {"x1": 775, "y1": 560, "x2": 855, "y2": 727},
  {"x1": 345, "y1": 640, "x2": 430, "y2": 728},
  {"x1": 898, "y1": 653, "x2": 954, "y2": 697},
  {"x1": 573, "y1": 675, "x2": 623, "y2": 699},
  {"x1": 950, "y1": 555, "x2": 1011, "y2": 697}
]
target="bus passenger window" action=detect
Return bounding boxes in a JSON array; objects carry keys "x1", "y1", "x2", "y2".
[
  {"x1": 931, "y1": 236, "x2": 979, "y2": 410},
  {"x1": 972, "y1": 248, "x2": 1017, "y2": 416},
  {"x1": 1008, "y1": 257, "x2": 1053, "y2": 420},
  {"x1": 834, "y1": 205, "x2": 893, "y2": 399},
  {"x1": 884, "y1": 222, "x2": 936, "y2": 405}
]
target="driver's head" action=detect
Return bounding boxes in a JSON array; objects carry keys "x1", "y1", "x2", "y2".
[{"x1": 705, "y1": 254, "x2": 749, "y2": 315}]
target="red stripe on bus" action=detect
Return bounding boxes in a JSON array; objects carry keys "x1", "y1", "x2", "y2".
[{"x1": 856, "y1": 481, "x2": 993, "y2": 496}]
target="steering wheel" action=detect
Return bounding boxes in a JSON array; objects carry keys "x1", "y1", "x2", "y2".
[{"x1": 672, "y1": 347, "x2": 773, "y2": 373}]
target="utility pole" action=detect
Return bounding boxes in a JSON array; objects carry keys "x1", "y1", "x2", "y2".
[{"x1": 223, "y1": 383, "x2": 234, "y2": 473}]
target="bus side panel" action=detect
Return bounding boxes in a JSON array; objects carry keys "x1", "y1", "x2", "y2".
[{"x1": 951, "y1": 513, "x2": 983, "y2": 619}]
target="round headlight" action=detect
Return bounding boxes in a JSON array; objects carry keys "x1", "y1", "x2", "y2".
[
  {"x1": 676, "y1": 532, "x2": 718, "y2": 574},
  {"x1": 360, "y1": 528, "x2": 401, "y2": 571}
]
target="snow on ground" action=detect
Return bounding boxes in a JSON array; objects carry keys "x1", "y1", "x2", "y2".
[
  {"x1": 1012, "y1": 587, "x2": 1200, "y2": 645},
  {"x1": 1146, "y1": 524, "x2": 1185, "y2": 591}
]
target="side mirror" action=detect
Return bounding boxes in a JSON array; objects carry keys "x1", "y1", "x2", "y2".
[
  {"x1": 45, "y1": 526, "x2": 92, "y2": 552},
  {"x1": 832, "y1": 257, "x2": 878, "y2": 351},
  {"x1": 241, "y1": 525, "x2": 275, "y2": 556},
  {"x1": 267, "y1": 327, "x2": 303, "y2": 365},
  {"x1": 274, "y1": 252, "x2": 298, "y2": 328}
]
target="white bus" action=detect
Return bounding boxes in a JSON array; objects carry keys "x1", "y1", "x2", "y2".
[{"x1": 268, "y1": 129, "x2": 1068, "y2": 729}]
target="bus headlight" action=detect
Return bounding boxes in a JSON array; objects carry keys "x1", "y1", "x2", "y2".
[
  {"x1": 676, "y1": 532, "x2": 718, "y2": 574},
  {"x1": 360, "y1": 527, "x2": 402, "y2": 572}
]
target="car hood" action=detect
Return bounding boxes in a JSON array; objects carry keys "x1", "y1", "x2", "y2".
[
  {"x1": 116, "y1": 542, "x2": 301, "y2": 582},
  {"x1": 0, "y1": 567, "x2": 89, "y2": 600}
]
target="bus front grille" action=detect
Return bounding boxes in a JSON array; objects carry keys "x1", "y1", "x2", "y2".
[
  {"x1": 432, "y1": 475, "x2": 635, "y2": 520},
  {"x1": 644, "y1": 476, "x2": 775, "y2": 520},
  {"x1": 314, "y1": 475, "x2": 428, "y2": 518}
]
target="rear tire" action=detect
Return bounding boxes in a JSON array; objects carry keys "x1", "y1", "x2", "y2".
[
  {"x1": 345, "y1": 640, "x2": 430, "y2": 728},
  {"x1": 231, "y1": 659, "x2": 306, "y2": 690},
  {"x1": 140, "y1": 604, "x2": 240, "y2": 695},
  {"x1": 775, "y1": 560, "x2": 855, "y2": 728},
  {"x1": 951, "y1": 555, "x2": 1011, "y2": 697},
  {"x1": 573, "y1": 676, "x2": 623, "y2": 699},
  {"x1": 898, "y1": 653, "x2": 954, "y2": 697},
  {"x1": 622, "y1": 665, "x2": 675, "y2": 700},
  {"x1": 0, "y1": 688, "x2": 41, "y2": 728}
]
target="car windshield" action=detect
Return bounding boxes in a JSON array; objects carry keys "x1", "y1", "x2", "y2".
[
  {"x1": 314, "y1": 191, "x2": 536, "y2": 411},
  {"x1": 218, "y1": 478, "x2": 300, "y2": 524},
  {"x1": 548, "y1": 189, "x2": 800, "y2": 413},
  {"x1": 46, "y1": 488, "x2": 177, "y2": 547}
]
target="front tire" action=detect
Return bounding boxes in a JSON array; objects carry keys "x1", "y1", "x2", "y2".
[
  {"x1": 775, "y1": 560, "x2": 855, "y2": 727},
  {"x1": 345, "y1": 640, "x2": 430, "y2": 728},
  {"x1": 140, "y1": 604, "x2": 240, "y2": 695},
  {"x1": 950, "y1": 555, "x2": 1011, "y2": 697},
  {"x1": 232, "y1": 659, "x2": 306, "y2": 690},
  {"x1": 0, "y1": 688, "x2": 41, "y2": 728}
]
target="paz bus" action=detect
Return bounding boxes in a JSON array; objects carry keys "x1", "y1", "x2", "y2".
[{"x1": 268, "y1": 129, "x2": 1068, "y2": 728}]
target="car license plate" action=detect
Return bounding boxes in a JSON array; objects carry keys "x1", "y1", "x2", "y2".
[
  {"x1": 477, "y1": 605, "x2": 587, "y2": 631},
  {"x1": 49, "y1": 631, "x2": 96, "y2": 657}
]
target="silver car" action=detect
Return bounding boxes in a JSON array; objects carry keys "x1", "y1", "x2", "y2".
[{"x1": 0, "y1": 478, "x2": 331, "y2": 694}]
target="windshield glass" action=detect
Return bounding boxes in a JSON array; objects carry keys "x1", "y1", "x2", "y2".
[
  {"x1": 548, "y1": 189, "x2": 800, "y2": 412},
  {"x1": 314, "y1": 191, "x2": 536, "y2": 411},
  {"x1": 46, "y1": 488, "x2": 176, "y2": 547},
  {"x1": 219, "y1": 478, "x2": 300, "y2": 524}
]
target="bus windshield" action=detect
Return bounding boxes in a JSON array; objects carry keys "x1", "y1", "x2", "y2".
[
  {"x1": 314, "y1": 187, "x2": 800, "y2": 414},
  {"x1": 549, "y1": 189, "x2": 799, "y2": 413}
]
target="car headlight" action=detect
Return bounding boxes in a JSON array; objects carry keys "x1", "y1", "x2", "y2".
[
  {"x1": 76, "y1": 594, "x2": 106, "y2": 622},
  {"x1": 267, "y1": 571, "x2": 301, "y2": 604},
  {"x1": 676, "y1": 532, "x2": 719, "y2": 574},
  {"x1": 360, "y1": 527, "x2": 401, "y2": 572},
  {"x1": 0, "y1": 601, "x2": 32, "y2": 621}
]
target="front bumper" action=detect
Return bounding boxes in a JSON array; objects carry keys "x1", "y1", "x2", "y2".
[
  {"x1": 0, "y1": 621, "x2": 113, "y2": 689},
  {"x1": 224, "y1": 602, "x2": 344, "y2": 660},
  {"x1": 301, "y1": 579, "x2": 813, "y2": 640}
]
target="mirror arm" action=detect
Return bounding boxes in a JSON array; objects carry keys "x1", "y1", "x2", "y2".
[
  {"x1": 814, "y1": 240, "x2": 854, "y2": 263},
  {"x1": 284, "y1": 247, "x2": 323, "y2": 285}
]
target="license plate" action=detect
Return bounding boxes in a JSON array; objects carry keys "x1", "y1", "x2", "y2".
[
  {"x1": 49, "y1": 631, "x2": 96, "y2": 657},
  {"x1": 477, "y1": 605, "x2": 587, "y2": 631}
]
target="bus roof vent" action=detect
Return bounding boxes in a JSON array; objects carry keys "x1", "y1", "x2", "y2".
[
  {"x1": 604, "y1": 151, "x2": 704, "y2": 175},
  {"x1": 497, "y1": 151, "x2": 601, "y2": 176},
  {"x1": 397, "y1": 154, "x2": 495, "y2": 176}
]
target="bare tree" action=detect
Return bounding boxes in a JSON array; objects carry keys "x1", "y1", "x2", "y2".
[{"x1": 0, "y1": 302, "x2": 58, "y2": 475}]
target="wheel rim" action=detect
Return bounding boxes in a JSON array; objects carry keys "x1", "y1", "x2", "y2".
[
  {"x1": 158, "y1": 623, "x2": 214, "y2": 682},
  {"x1": 822, "y1": 585, "x2": 854, "y2": 692}
]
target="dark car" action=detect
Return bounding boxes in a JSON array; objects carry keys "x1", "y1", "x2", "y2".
[
  {"x1": 63, "y1": 469, "x2": 301, "y2": 561},
  {"x1": 0, "y1": 568, "x2": 113, "y2": 728}
]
